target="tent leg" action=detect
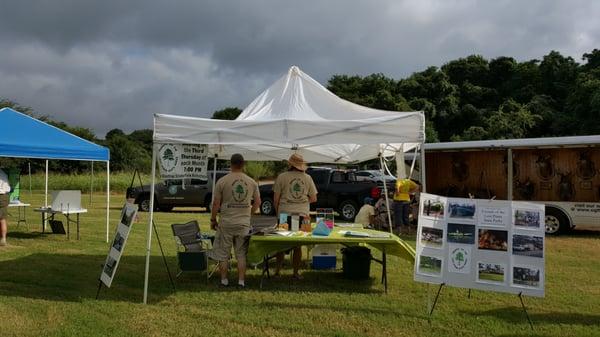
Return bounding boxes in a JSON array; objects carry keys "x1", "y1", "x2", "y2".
[
  {"x1": 380, "y1": 155, "x2": 393, "y2": 235},
  {"x1": 210, "y1": 154, "x2": 218, "y2": 206},
  {"x1": 28, "y1": 162, "x2": 32, "y2": 197},
  {"x1": 143, "y1": 146, "x2": 157, "y2": 304},
  {"x1": 90, "y1": 161, "x2": 94, "y2": 207},
  {"x1": 106, "y1": 162, "x2": 110, "y2": 243},
  {"x1": 44, "y1": 160, "x2": 49, "y2": 231}
]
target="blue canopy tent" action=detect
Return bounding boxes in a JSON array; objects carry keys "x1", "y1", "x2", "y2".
[{"x1": 0, "y1": 107, "x2": 111, "y2": 241}]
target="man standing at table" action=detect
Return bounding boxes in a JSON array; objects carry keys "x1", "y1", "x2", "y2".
[
  {"x1": 393, "y1": 177, "x2": 419, "y2": 235},
  {"x1": 0, "y1": 168, "x2": 10, "y2": 246},
  {"x1": 209, "y1": 154, "x2": 260, "y2": 288},
  {"x1": 273, "y1": 153, "x2": 318, "y2": 279}
]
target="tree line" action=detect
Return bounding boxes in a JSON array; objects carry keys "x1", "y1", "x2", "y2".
[{"x1": 1, "y1": 49, "x2": 599, "y2": 174}]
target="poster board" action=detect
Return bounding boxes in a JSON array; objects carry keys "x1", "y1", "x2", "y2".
[
  {"x1": 157, "y1": 144, "x2": 209, "y2": 180},
  {"x1": 414, "y1": 193, "x2": 545, "y2": 297},
  {"x1": 100, "y1": 203, "x2": 138, "y2": 288}
]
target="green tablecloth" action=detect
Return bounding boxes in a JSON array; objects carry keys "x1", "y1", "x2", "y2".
[{"x1": 247, "y1": 228, "x2": 416, "y2": 265}]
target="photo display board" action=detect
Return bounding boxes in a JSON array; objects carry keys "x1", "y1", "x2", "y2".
[
  {"x1": 100, "y1": 203, "x2": 138, "y2": 288},
  {"x1": 158, "y1": 144, "x2": 209, "y2": 180},
  {"x1": 414, "y1": 193, "x2": 545, "y2": 297}
]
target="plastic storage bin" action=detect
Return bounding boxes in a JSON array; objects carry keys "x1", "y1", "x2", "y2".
[{"x1": 311, "y1": 244, "x2": 338, "y2": 270}]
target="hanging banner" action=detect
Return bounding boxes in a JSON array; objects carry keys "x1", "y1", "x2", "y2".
[
  {"x1": 100, "y1": 203, "x2": 138, "y2": 288},
  {"x1": 157, "y1": 144, "x2": 209, "y2": 180},
  {"x1": 414, "y1": 193, "x2": 545, "y2": 297}
]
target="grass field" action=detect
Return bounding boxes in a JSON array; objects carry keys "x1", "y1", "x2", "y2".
[{"x1": 1, "y1": 192, "x2": 599, "y2": 337}]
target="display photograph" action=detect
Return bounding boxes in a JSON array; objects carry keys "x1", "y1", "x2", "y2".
[
  {"x1": 418, "y1": 255, "x2": 442, "y2": 276},
  {"x1": 103, "y1": 257, "x2": 117, "y2": 278},
  {"x1": 421, "y1": 198, "x2": 445, "y2": 218},
  {"x1": 448, "y1": 201, "x2": 476, "y2": 219},
  {"x1": 478, "y1": 229, "x2": 508, "y2": 251},
  {"x1": 112, "y1": 232, "x2": 125, "y2": 252},
  {"x1": 477, "y1": 262, "x2": 505, "y2": 284},
  {"x1": 420, "y1": 227, "x2": 444, "y2": 248},
  {"x1": 121, "y1": 208, "x2": 135, "y2": 227},
  {"x1": 512, "y1": 234, "x2": 544, "y2": 258},
  {"x1": 514, "y1": 209, "x2": 541, "y2": 229},
  {"x1": 513, "y1": 266, "x2": 541, "y2": 288},
  {"x1": 447, "y1": 223, "x2": 476, "y2": 244}
]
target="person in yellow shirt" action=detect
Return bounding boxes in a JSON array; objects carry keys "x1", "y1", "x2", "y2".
[{"x1": 393, "y1": 178, "x2": 419, "y2": 234}]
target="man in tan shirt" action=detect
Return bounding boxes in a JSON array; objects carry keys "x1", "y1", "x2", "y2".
[
  {"x1": 273, "y1": 153, "x2": 318, "y2": 279},
  {"x1": 209, "y1": 154, "x2": 260, "y2": 288}
]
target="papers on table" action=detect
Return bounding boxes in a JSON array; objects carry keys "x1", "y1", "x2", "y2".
[
  {"x1": 339, "y1": 230, "x2": 391, "y2": 238},
  {"x1": 272, "y1": 231, "x2": 294, "y2": 237}
]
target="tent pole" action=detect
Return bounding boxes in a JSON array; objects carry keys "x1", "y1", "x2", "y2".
[
  {"x1": 90, "y1": 161, "x2": 94, "y2": 207},
  {"x1": 379, "y1": 155, "x2": 393, "y2": 235},
  {"x1": 44, "y1": 160, "x2": 49, "y2": 207},
  {"x1": 28, "y1": 162, "x2": 32, "y2": 198},
  {"x1": 44, "y1": 160, "x2": 49, "y2": 231},
  {"x1": 143, "y1": 145, "x2": 157, "y2": 304},
  {"x1": 105, "y1": 161, "x2": 110, "y2": 243},
  {"x1": 210, "y1": 154, "x2": 218, "y2": 206},
  {"x1": 419, "y1": 143, "x2": 427, "y2": 193}
]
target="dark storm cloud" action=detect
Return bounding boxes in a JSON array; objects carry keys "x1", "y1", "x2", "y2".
[{"x1": 0, "y1": 0, "x2": 598, "y2": 135}]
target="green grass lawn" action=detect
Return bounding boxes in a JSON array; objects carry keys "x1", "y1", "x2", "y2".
[
  {"x1": 478, "y1": 272, "x2": 505, "y2": 283},
  {"x1": 1, "y1": 192, "x2": 599, "y2": 337}
]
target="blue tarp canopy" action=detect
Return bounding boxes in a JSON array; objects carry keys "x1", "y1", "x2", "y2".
[{"x1": 0, "y1": 107, "x2": 109, "y2": 161}]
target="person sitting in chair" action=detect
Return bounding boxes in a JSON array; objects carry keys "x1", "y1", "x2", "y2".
[{"x1": 209, "y1": 154, "x2": 260, "y2": 288}]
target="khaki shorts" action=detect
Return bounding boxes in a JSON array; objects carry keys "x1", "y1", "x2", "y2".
[
  {"x1": 208, "y1": 226, "x2": 250, "y2": 262},
  {"x1": 0, "y1": 194, "x2": 8, "y2": 219}
]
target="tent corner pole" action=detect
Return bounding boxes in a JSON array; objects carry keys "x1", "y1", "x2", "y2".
[
  {"x1": 143, "y1": 145, "x2": 157, "y2": 304},
  {"x1": 419, "y1": 143, "x2": 427, "y2": 193},
  {"x1": 44, "y1": 160, "x2": 49, "y2": 231},
  {"x1": 379, "y1": 155, "x2": 394, "y2": 235},
  {"x1": 210, "y1": 154, "x2": 218, "y2": 206},
  {"x1": 105, "y1": 161, "x2": 110, "y2": 243}
]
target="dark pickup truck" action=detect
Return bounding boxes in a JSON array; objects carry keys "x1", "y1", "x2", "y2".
[
  {"x1": 126, "y1": 171, "x2": 229, "y2": 212},
  {"x1": 259, "y1": 167, "x2": 381, "y2": 221}
]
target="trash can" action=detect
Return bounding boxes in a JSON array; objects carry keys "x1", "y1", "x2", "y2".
[{"x1": 341, "y1": 246, "x2": 372, "y2": 280}]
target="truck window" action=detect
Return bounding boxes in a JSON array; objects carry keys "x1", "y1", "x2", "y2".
[
  {"x1": 309, "y1": 170, "x2": 329, "y2": 185},
  {"x1": 331, "y1": 171, "x2": 345, "y2": 183}
]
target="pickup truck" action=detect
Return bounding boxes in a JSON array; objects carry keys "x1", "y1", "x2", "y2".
[
  {"x1": 259, "y1": 167, "x2": 381, "y2": 221},
  {"x1": 126, "y1": 171, "x2": 229, "y2": 212}
]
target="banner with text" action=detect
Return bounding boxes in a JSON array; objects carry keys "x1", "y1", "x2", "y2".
[
  {"x1": 414, "y1": 193, "x2": 545, "y2": 297},
  {"x1": 100, "y1": 203, "x2": 138, "y2": 288},
  {"x1": 157, "y1": 144, "x2": 209, "y2": 180}
]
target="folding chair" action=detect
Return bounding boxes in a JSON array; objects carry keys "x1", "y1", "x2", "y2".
[{"x1": 171, "y1": 220, "x2": 217, "y2": 282}]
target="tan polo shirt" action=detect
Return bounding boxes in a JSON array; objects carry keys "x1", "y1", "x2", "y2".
[
  {"x1": 274, "y1": 171, "x2": 317, "y2": 215},
  {"x1": 214, "y1": 172, "x2": 259, "y2": 229}
]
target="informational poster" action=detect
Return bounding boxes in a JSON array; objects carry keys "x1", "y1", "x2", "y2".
[
  {"x1": 414, "y1": 193, "x2": 545, "y2": 297},
  {"x1": 100, "y1": 203, "x2": 138, "y2": 288},
  {"x1": 157, "y1": 143, "x2": 209, "y2": 180}
]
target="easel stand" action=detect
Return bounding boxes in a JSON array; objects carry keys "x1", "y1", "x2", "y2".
[
  {"x1": 427, "y1": 285, "x2": 534, "y2": 331},
  {"x1": 96, "y1": 221, "x2": 175, "y2": 300}
]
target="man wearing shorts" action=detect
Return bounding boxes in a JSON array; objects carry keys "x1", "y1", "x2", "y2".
[
  {"x1": 0, "y1": 168, "x2": 10, "y2": 246},
  {"x1": 209, "y1": 154, "x2": 260, "y2": 288}
]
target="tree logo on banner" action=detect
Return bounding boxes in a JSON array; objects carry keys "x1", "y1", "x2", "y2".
[
  {"x1": 289, "y1": 178, "x2": 306, "y2": 200},
  {"x1": 159, "y1": 144, "x2": 179, "y2": 173},
  {"x1": 451, "y1": 247, "x2": 469, "y2": 272},
  {"x1": 232, "y1": 180, "x2": 249, "y2": 202}
]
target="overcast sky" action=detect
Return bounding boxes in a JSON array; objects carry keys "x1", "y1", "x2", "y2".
[{"x1": 0, "y1": 0, "x2": 598, "y2": 137}]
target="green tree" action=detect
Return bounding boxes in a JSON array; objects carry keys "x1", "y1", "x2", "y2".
[{"x1": 212, "y1": 107, "x2": 242, "y2": 120}]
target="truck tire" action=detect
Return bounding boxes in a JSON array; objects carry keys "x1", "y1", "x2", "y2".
[
  {"x1": 137, "y1": 195, "x2": 157, "y2": 212},
  {"x1": 545, "y1": 206, "x2": 571, "y2": 235},
  {"x1": 261, "y1": 197, "x2": 275, "y2": 215},
  {"x1": 338, "y1": 200, "x2": 358, "y2": 222}
]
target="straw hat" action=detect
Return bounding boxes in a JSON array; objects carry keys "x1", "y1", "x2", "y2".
[{"x1": 288, "y1": 153, "x2": 307, "y2": 171}]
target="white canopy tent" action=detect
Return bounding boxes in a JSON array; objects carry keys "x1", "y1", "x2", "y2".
[{"x1": 144, "y1": 66, "x2": 426, "y2": 303}]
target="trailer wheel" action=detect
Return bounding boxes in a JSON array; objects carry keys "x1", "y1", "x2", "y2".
[{"x1": 545, "y1": 207, "x2": 571, "y2": 235}]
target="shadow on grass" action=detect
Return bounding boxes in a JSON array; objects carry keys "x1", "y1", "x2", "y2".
[
  {"x1": 0, "y1": 253, "x2": 389, "y2": 304},
  {"x1": 462, "y1": 307, "x2": 600, "y2": 327},
  {"x1": 560, "y1": 229, "x2": 600, "y2": 239},
  {"x1": 0, "y1": 253, "x2": 175, "y2": 303},
  {"x1": 7, "y1": 231, "x2": 46, "y2": 239}
]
